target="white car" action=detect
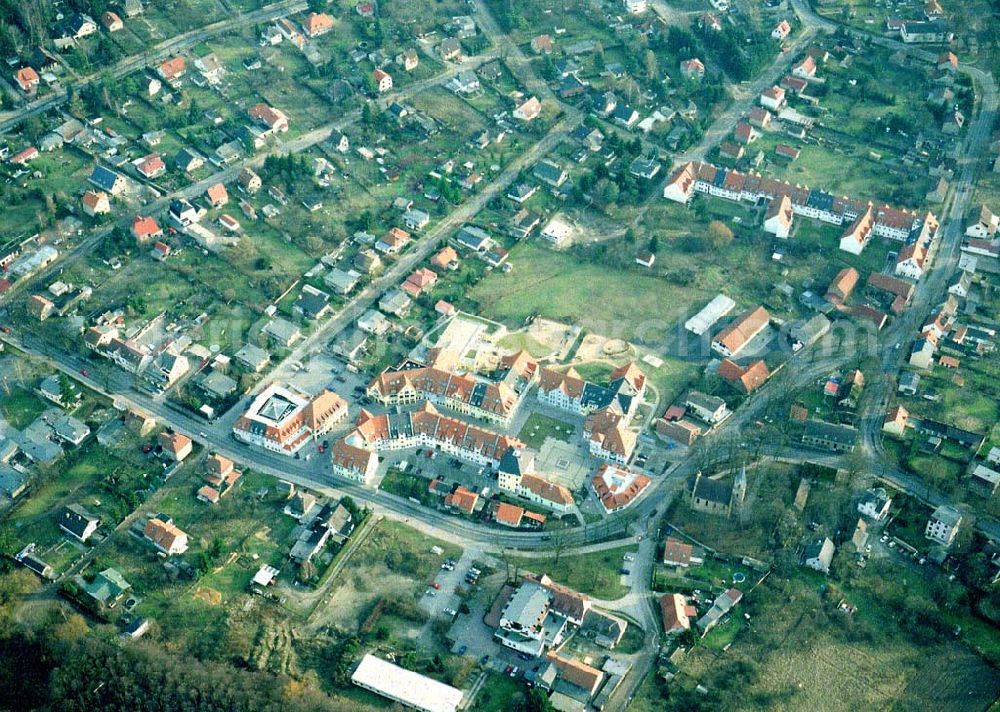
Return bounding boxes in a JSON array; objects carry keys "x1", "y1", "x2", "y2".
[{"x1": 443, "y1": 608, "x2": 457, "y2": 616}]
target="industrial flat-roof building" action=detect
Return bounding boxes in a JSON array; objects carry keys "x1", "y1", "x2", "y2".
[
  {"x1": 351, "y1": 653, "x2": 464, "y2": 712},
  {"x1": 685, "y1": 294, "x2": 736, "y2": 336}
]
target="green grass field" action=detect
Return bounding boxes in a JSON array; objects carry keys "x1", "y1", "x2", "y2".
[
  {"x1": 469, "y1": 241, "x2": 718, "y2": 343},
  {"x1": 516, "y1": 413, "x2": 576, "y2": 449},
  {"x1": 510, "y1": 544, "x2": 637, "y2": 601},
  {"x1": 0, "y1": 387, "x2": 47, "y2": 430},
  {"x1": 496, "y1": 332, "x2": 553, "y2": 358}
]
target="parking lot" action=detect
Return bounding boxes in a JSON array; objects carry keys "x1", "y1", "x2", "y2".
[
  {"x1": 446, "y1": 572, "x2": 534, "y2": 676},
  {"x1": 285, "y1": 352, "x2": 371, "y2": 403}
]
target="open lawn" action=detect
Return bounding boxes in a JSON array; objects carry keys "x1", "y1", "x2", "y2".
[
  {"x1": 0, "y1": 387, "x2": 47, "y2": 430},
  {"x1": 496, "y1": 332, "x2": 553, "y2": 358},
  {"x1": 471, "y1": 673, "x2": 529, "y2": 711},
  {"x1": 468, "y1": 241, "x2": 720, "y2": 347},
  {"x1": 510, "y1": 544, "x2": 637, "y2": 601},
  {"x1": 517, "y1": 413, "x2": 576, "y2": 449}
]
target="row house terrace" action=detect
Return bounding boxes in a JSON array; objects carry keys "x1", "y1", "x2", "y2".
[
  {"x1": 536, "y1": 362, "x2": 646, "y2": 417},
  {"x1": 345, "y1": 402, "x2": 524, "y2": 468},
  {"x1": 664, "y1": 162, "x2": 933, "y2": 248},
  {"x1": 366, "y1": 350, "x2": 538, "y2": 427}
]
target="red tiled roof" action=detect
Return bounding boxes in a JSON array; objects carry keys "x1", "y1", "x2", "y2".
[
  {"x1": 714, "y1": 306, "x2": 770, "y2": 354},
  {"x1": 495, "y1": 502, "x2": 524, "y2": 526}
]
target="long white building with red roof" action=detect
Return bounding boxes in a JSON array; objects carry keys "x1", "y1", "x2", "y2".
[{"x1": 663, "y1": 161, "x2": 937, "y2": 251}]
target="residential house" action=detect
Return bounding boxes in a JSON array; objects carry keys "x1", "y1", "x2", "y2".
[
  {"x1": 612, "y1": 103, "x2": 639, "y2": 127},
  {"x1": 662, "y1": 538, "x2": 698, "y2": 568},
  {"x1": 375, "y1": 227, "x2": 411, "y2": 254},
  {"x1": 174, "y1": 147, "x2": 204, "y2": 173},
  {"x1": 858, "y1": 487, "x2": 892, "y2": 521},
  {"x1": 58, "y1": 504, "x2": 99, "y2": 542},
  {"x1": 378, "y1": 287, "x2": 412, "y2": 317},
  {"x1": 801, "y1": 420, "x2": 858, "y2": 452},
  {"x1": 148, "y1": 350, "x2": 189, "y2": 388},
  {"x1": 357, "y1": 309, "x2": 391, "y2": 336},
  {"x1": 398, "y1": 49, "x2": 419, "y2": 71},
  {"x1": 969, "y1": 465, "x2": 1000, "y2": 498},
  {"x1": 206, "y1": 182, "x2": 228, "y2": 208},
  {"x1": 711, "y1": 306, "x2": 770, "y2": 357},
  {"x1": 81, "y1": 190, "x2": 111, "y2": 217},
  {"x1": 966, "y1": 205, "x2": 999, "y2": 238},
  {"x1": 157, "y1": 56, "x2": 186, "y2": 82},
  {"x1": 159, "y1": 431, "x2": 193, "y2": 461},
  {"x1": 696, "y1": 588, "x2": 743, "y2": 634},
  {"x1": 629, "y1": 157, "x2": 661, "y2": 180},
  {"x1": 680, "y1": 58, "x2": 705, "y2": 80},
  {"x1": 302, "y1": 12, "x2": 334, "y2": 37},
  {"x1": 238, "y1": 167, "x2": 262, "y2": 194},
  {"x1": 533, "y1": 159, "x2": 568, "y2": 189},
  {"x1": 792, "y1": 55, "x2": 817, "y2": 78},
  {"x1": 661, "y1": 593, "x2": 697, "y2": 634},
  {"x1": 431, "y1": 246, "x2": 459, "y2": 271},
  {"x1": 263, "y1": 317, "x2": 302, "y2": 347},
  {"x1": 760, "y1": 86, "x2": 786, "y2": 111},
  {"x1": 143, "y1": 515, "x2": 189, "y2": 555},
  {"x1": 135, "y1": 153, "x2": 166, "y2": 180},
  {"x1": 909, "y1": 338, "x2": 936, "y2": 369},
  {"x1": 131, "y1": 215, "x2": 162, "y2": 242},
  {"x1": 89, "y1": 165, "x2": 128, "y2": 196},
  {"x1": 734, "y1": 121, "x2": 759, "y2": 145},
  {"x1": 234, "y1": 344, "x2": 270, "y2": 373},
  {"x1": 79, "y1": 568, "x2": 130, "y2": 610},
  {"x1": 249, "y1": 103, "x2": 290, "y2": 134},
  {"x1": 801, "y1": 537, "x2": 835, "y2": 573},
  {"x1": 926, "y1": 505, "x2": 962, "y2": 546},
  {"x1": 294, "y1": 284, "x2": 332, "y2": 320},
  {"x1": 168, "y1": 198, "x2": 198, "y2": 226},
  {"x1": 513, "y1": 96, "x2": 541, "y2": 121},
  {"x1": 749, "y1": 106, "x2": 772, "y2": 129},
  {"x1": 531, "y1": 35, "x2": 553, "y2": 54},
  {"x1": 439, "y1": 37, "x2": 463, "y2": 62},
  {"x1": 401, "y1": 267, "x2": 438, "y2": 297},
  {"x1": 324, "y1": 267, "x2": 361, "y2": 295},
  {"x1": 507, "y1": 183, "x2": 538, "y2": 203},
  {"x1": 882, "y1": 405, "x2": 909, "y2": 437},
  {"x1": 373, "y1": 68, "x2": 393, "y2": 93},
  {"x1": 402, "y1": 208, "x2": 430, "y2": 231},
  {"x1": 14, "y1": 66, "x2": 39, "y2": 94},
  {"x1": 764, "y1": 195, "x2": 794, "y2": 238}
]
